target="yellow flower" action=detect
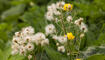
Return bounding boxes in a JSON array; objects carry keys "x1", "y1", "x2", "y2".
[
  {"x1": 63, "y1": 3, "x2": 73, "y2": 11},
  {"x1": 67, "y1": 32, "x2": 75, "y2": 40},
  {"x1": 75, "y1": 58, "x2": 81, "y2": 60}
]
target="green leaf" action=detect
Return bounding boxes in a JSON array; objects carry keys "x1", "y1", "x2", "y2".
[
  {"x1": 1, "y1": 4, "x2": 25, "y2": 20},
  {"x1": 45, "y1": 46, "x2": 68, "y2": 60}
]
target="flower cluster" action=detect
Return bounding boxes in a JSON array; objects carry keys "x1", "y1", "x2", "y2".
[
  {"x1": 74, "y1": 17, "x2": 88, "y2": 32},
  {"x1": 11, "y1": 26, "x2": 49, "y2": 57},
  {"x1": 45, "y1": 1, "x2": 65, "y2": 21},
  {"x1": 45, "y1": 24, "x2": 56, "y2": 35},
  {"x1": 45, "y1": 1, "x2": 88, "y2": 60},
  {"x1": 11, "y1": 1, "x2": 88, "y2": 60}
]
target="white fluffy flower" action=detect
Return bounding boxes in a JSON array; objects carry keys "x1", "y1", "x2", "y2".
[
  {"x1": 56, "y1": 43, "x2": 60, "y2": 46},
  {"x1": 41, "y1": 39, "x2": 49, "y2": 46},
  {"x1": 54, "y1": 10, "x2": 61, "y2": 15},
  {"x1": 28, "y1": 54, "x2": 32, "y2": 60},
  {"x1": 22, "y1": 26, "x2": 34, "y2": 35},
  {"x1": 67, "y1": 53, "x2": 70, "y2": 56},
  {"x1": 45, "y1": 11, "x2": 54, "y2": 21},
  {"x1": 58, "y1": 36, "x2": 67, "y2": 44},
  {"x1": 66, "y1": 16, "x2": 72, "y2": 22},
  {"x1": 11, "y1": 49, "x2": 19, "y2": 55},
  {"x1": 45, "y1": 24, "x2": 56, "y2": 35},
  {"x1": 26, "y1": 43, "x2": 34, "y2": 51},
  {"x1": 80, "y1": 33, "x2": 85, "y2": 38},
  {"x1": 47, "y1": 3, "x2": 56, "y2": 11},
  {"x1": 32, "y1": 32, "x2": 46, "y2": 45},
  {"x1": 12, "y1": 43, "x2": 20, "y2": 50},
  {"x1": 56, "y1": 1, "x2": 65, "y2": 9},
  {"x1": 15, "y1": 32, "x2": 21, "y2": 37},
  {"x1": 19, "y1": 47, "x2": 27, "y2": 55},
  {"x1": 35, "y1": 32, "x2": 46, "y2": 40},
  {"x1": 80, "y1": 23, "x2": 88, "y2": 32},
  {"x1": 74, "y1": 17, "x2": 83, "y2": 26},
  {"x1": 24, "y1": 35, "x2": 33, "y2": 43},
  {"x1": 58, "y1": 46, "x2": 65, "y2": 53},
  {"x1": 12, "y1": 37, "x2": 20, "y2": 44},
  {"x1": 52, "y1": 35, "x2": 58, "y2": 40}
]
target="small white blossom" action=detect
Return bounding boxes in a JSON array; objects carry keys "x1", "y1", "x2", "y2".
[
  {"x1": 24, "y1": 35, "x2": 33, "y2": 43},
  {"x1": 80, "y1": 23, "x2": 88, "y2": 32},
  {"x1": 54, "y1": 10, "x2": 61, "y2": 15},
  {"x1": 12, "y1": 37, "x2": 20, "y2": 44},
  {"x1": 66, "y1": 16, "x2": 72, "y2": 22},
  {"x1": 56, "y1": 1, "x2": 65, "y2": 9},
  {"x1": 45, "y1": 11, "x2": 54, "y2": 21},
  {"x1": 52, "y1": 35, "x2": 58, "y2": 40},
  {"x1": 28, "y1": 54, "x2": 32, "y2": 60},
  {"x1": 45, "y1": 24, "x2": 56, "y2": 35},
  {"x1": 56, "y1": 43, "x2": 59, "y2": 46},
  {"x1": 74, "y1": 17, "x2": 84, "y2": 26},
  {"x1": 19, "y1": 48, "x2": 27, "y2": 55},
  {"x1": 58, "y1": 46, "x2": 65, "y2": 53},
  {"x1": 11, "y1": 49, "x2": 18, "y2": 55},
  {"x1": 22, "y1": 26, "x2": 34, "y2": 35},
  {"x1": 67, "y1": 53, "x2": 70, "y2": 56},
  {"x1": 58, "y1": 36, "x2": 67, "y2": 44},
  {"x1": 41, "y1": 39, "x2": 49, "y2": 46},
  {"x1": 80, "y1": 33, "x2": 85, "y2": 38},
  {"x1": 15, "y1": 32, "x2": 21, "y2": 37},
  {"x1": 26, "y1": 43, "x2": 34, "y2": 51},
  {"x1": 35, "y1": 32, "x2": 46, "y2": 40}
]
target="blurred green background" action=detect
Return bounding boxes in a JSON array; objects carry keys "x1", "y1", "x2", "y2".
[{"x1": 0, "y1": 0, "x2": 105, "y2": 60}]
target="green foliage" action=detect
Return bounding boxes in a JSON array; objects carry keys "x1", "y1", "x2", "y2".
[
  {"x1": 45, "y1": 46, "x2": 68, "y2": 60},
  {"x1": 86, "y1": 54, "x2": 105, "y2": 60}
]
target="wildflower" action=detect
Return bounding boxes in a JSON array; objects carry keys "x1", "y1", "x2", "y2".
[
  {"x1": 52, "y1": 35, "x2": 58, "y2": 40},
  {"x1": 54, "y1": 10, "x2": 61, "y2": 15},
  {"x1": 28, "y1": 54, "x2": 32, "y2": 60},
  {"x1": 74, "y1": 17, "x2": 83, "y2": 26},
  {"x1": 22, "y1": 26, "x2": 34, "y2": 35},
  {"x1": 80, "y1": 23, "x2": 88, "y2": 32},
  {"x1": 26, "y1": 43, "x2": 34, "y2": 51},
  {"x1": 58, "y1": 36, "x2": 67, "y2": 44},
  {"x1": 56, "y1": 43, "x2": 60, "y2": 46},
  {"x1": 56, "y1": 1, "x2": 65, "y2": 9},
  {"x1": 45, "y1": 11, "x2": 54, "y2": 21},
  {"x1": 15, "y1": 32, "x2": 21, "y2": 37},
  {"x1": 63, "y1": 3, "x2": 73, "y2": 11},
  {"x1": 66, "y1": 16, "x2": 72, "y2": 22},
  {"x1": 11, "y1": 44, "x2": 20, "y2": 50},
  {"x1": 24, "y1": 35, "x2": 33, "y2": 43},
  {"x1": 67, "y1": 32, "x2": 75, "y2": 40},
  {"x1": 30, "y1": 2, "x2": 34, "y2": 6},
  {"x1": 11, "y1": 49, "x2": 18, "y2": 55},
  {"x1": 67, "y1": 52, "x2": 70, "y2": 56},
  {"x1": 19, "y1": 48, "x2": 27, "y2": 55},
  {"x1": 80, "y1": 33, "x2": 85, "y2": 38},
  {"x1": 41, "y1": 39, "x2": 49, "y2": 46},
  {"x1": 35, "y1": 32, "x2": 46, "y2": 40},
  {"x1": 45, "y1": 24, "x2": 56, "y2": 35},
  {"x1": 75, "y1": 58, "x2": 81, "y2": 60},
  {"x1": 12, "y1": 37, "x2": 20, "y2": 44},
  {"x1": 58, "y1": 46, "x2": 65, "y2": 53}
]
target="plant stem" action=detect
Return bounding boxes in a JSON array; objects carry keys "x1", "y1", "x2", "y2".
[{"x1": 60, "y1": 11, "x2": 66, "y2": 34}]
